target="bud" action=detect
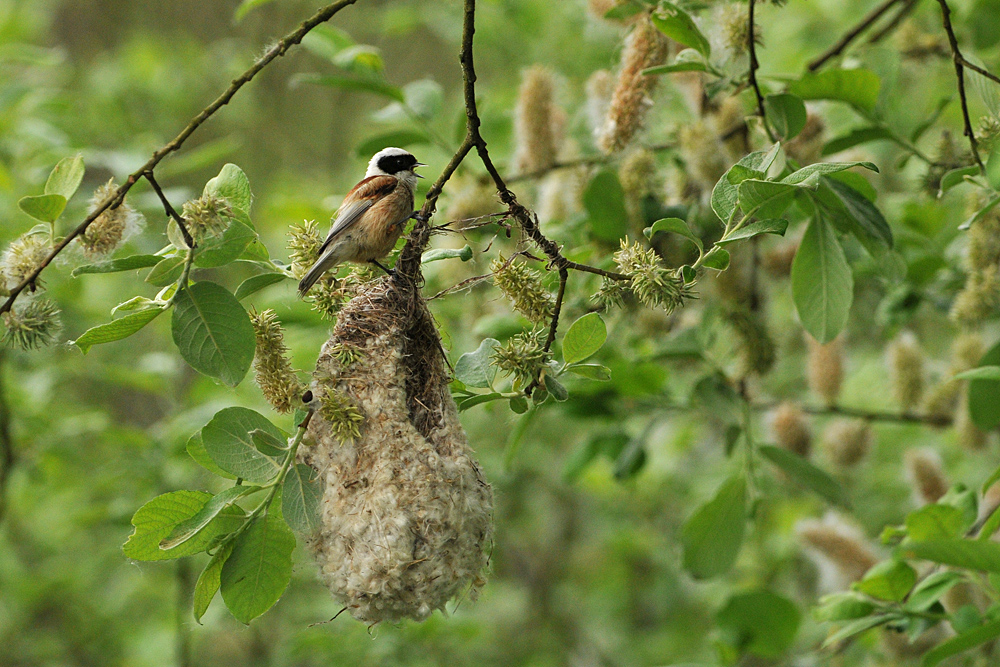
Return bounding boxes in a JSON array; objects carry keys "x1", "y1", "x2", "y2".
[
  {"x1": 771, "y1": 401, "x2": 811, "y2": 457},
  {"x1": 797, "y1": 513, "x2": 879, "y2": 584},
  {"x1": 597, "y1": 19, "x2": 669, "y2": 154},
  {"x1": 491, "y1": 255, "x2": 555, "y2": 325},
  {"x1": 888, "y1": 332, "x2": 924, "y2": 413},
  {"x1": 287, "y1": 219, "x2": 323, "y2": 279},
  {"x1": 181, "y1": 194, "x2": 232, "y2": 242},
  {"x1": 821, "y1": 419, "x2": 871, "y2": 468},
  {"x1": 1, "y1": 298, "x2": 61, "y2": 350},
  {"x1": 806, "y1": 335, "x2": 843, "y2": 407},
  {"x1": 513, "y1": 66, "x2": 559, "y2": 175},
  {"x1": 250, "y1": 309, "x2": 303, "y2": 414},
  {"x1": 905, "y1": 447, "x2": 949, "y2": 505},
  {"x1": 614, "y1": 238, "x2": 691, "y2": 312},
  {"x1": 80, "y1": 179, "x2": 143, "y2": 257},
  {"x1": 2, "y1": 233, "x2": 50, "y2": 290}
]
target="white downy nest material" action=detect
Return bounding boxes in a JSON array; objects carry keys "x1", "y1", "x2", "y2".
[{"x1": 299, "y1": 278, "x2": 493, "y2": 624}]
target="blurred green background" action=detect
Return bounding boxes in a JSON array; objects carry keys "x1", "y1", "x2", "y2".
[{"x1": 2, "y1": 0, "x2": 1000, "y2": 664}]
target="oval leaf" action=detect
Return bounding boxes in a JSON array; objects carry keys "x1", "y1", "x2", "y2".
[
  {"x1": 282, "y1": 463, "x2": 323, "y2": 535},
  {"x1": 201, "y1": 407, "x2": 284, "y2": 484},
  {"x1": 791, "y1": 214, "x2": 853, "y2": 344},
  {"x1": 123, "y1": 490, "x2": 245, "y2": 562},
  {"x1": 44, "y1": 154, "x2": 85, "y2": 200},
  {"x1": 18, "y1": 193, "x2": 66, "y2": 223},
  {"x1": 681, "y1": 476, "x2": 746, "y2": 579},
  {"x1": 758, "y1": 445, "x2": 847, "y2": 506},
  {"x1": 171, "y1": 281, "x2": 256, "y2": 387},
  {"x1": 73, "y1": 307, "x2": 164, "y2": 353},
  {"x1": 454, "y1": 338, "x2": 499, "y2": 389},
  {"x1": 220, "y1": 511, "x2": 295, "y2": 624},
  {"x1": 563, "y1": 313, "x2": 607, "y2": 364}
]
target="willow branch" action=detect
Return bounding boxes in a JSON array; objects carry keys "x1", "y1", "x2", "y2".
[
  {"x1": 807, "y1": 0, "x2": 906, "y2": 71},
  {"x1": 936, "y1": 0, "x2": 984, "y2": 170},
  {"x1": 748, "y1": 0, "x2": 775, "y2": 142},
  {"x1": 0, "y1": 0, "x2": 361, "y2": 314},
  {"x1": 754, "y1": 401, "x2": 953, "y2": 427},
  {"x1": 504, "y1": 141, "x2": 677, "y2": 184},
  {"x1": 144, "y1": 171, "x2": 194, "y2": 248},
  {"x1": 868, "y1": 0, "x2": 921, "y2": 44}
]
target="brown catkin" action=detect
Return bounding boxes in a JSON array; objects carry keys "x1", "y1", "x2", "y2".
[
  {"x1": 889, "y1": 332, "x2": 925, "y2": 413},
  {"x1": 513, "y1": 65, "x2": 558, "y2": 175},
  {"x1": 956, "y1": 391, "x2": 988, "y2": 451},
  {"x1": 597, "y1": 18, "x2": 669, "y2": 154},
  {"x1": 821, "y1": 419, "x2": 872, "y2": 468},
  {"x1": 797, "y1": 513, "x2": 879, "y2": 583},
  {"x1": 2, "y1": 233, "x2": 50, "y2": 290},
  {"x1": 249, "y1": 309, "x2": 303, "y2": 414},
  {"x1": 678, "y1": 120, "x2": 728, "y2": 190},
  {"x1": 80, "y1": 179, "x2": 142, "y2": 256},
  {"x1": 806, "y1": 335, "x2": 843, "y2": 407},
  {"x1": 771, "y1": 401, "x2": 812, "y2": 457},
  {"x1": 905, "y1": 447, "x2": 949, "y2": 505}
]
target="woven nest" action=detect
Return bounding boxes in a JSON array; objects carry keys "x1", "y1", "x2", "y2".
[{"x1": 299, "y1": 277, "x2": 493, "y2": 624}]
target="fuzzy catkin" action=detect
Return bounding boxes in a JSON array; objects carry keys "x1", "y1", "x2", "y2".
[
  {"x1": 586, "y1": 70, "x2": 614, "y2": 143},
  {"x1": 821, "y1": 419, "x2": 871, "y2": 468},
  {"x1": 300, "y1": 279, "x2": 493, "y2": 624},
  {"x1": 806, "y1": 335, "x2": 843, "y2": 406},
  {"x1": 905, "y1": 447, "x2": 949, "y2": 505},
  {"x1": 2, "y1": 233, "x2": 50, "y2": 290},
  {"x1": 797, "y1": 513, "x2": 879, "y2": 583},
  {"x1": 81, "y1": 179, "x2": 142, "y2": 256},
  {"x1": 771, "y1": 401, "x2": 811, "y2": 457},
  {"x1": 889, "y1": 332, "x2": 924, "y2": 413},
  {"x1": 250, "y1": 309, "x2": 303, "y2": 414},
  {"x1": 513, "y1": 66, "x2": 558, "y2": 175},
  {"x1": 598, "y1": 19, "x2": 669, "y2": 154}
]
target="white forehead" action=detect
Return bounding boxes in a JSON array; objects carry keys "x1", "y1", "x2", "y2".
[{"x1": 368, "y1": 146, "x2": 413, "y2": 167}]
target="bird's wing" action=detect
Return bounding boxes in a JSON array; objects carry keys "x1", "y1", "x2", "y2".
[{"x1": 318, "y1": 175, "x2": 399, "y2": 253}]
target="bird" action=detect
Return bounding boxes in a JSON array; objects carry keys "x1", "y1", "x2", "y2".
[{"x1": 297, "y1": 147, "x2": 425, "y2": 295}]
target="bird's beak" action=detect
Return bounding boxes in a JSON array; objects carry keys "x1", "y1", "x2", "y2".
[{"x1": 414, "y1": 162, "x2": 426, "y2": 178}]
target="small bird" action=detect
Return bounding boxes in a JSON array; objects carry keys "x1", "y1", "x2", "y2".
[{"x1": 297, "y1": 147, "x2": 424, "y2": 295}]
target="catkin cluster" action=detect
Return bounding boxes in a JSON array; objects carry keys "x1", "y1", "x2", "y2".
[
  {"x1": 610, "y1": 238, "x2": 690, "y2": 312},
  {"x1": 951, "y1": 203, "x2": 1000, "y2": 326},
  {"x1": 300, "y1": 279, "x2": 493, "y2": 624},
  {"x1": 513, "y1": 66, "x2": 559, "y2": 175},
  {"x1": 249, "y1": 309, "x2": 303, "y2": 414},
  {"x1": 80, "y1": 179, "x2": 143, "y2": 256},
  {"x1": 491, "y1": 255, "x2": 555, "y2": 325}
]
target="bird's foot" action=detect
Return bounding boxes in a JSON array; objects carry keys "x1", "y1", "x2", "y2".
[{"x1": 410, "y1": 211, "x2": 429, "y2": 223}]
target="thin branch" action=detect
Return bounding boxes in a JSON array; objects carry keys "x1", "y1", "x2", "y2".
[
  {"x1": 868, "y1": 0, "x2": 921, "y2": 44},
  {"x1": 144, "y1": 171, "x2": 194, "y2": 248},
  {"x1": 748, "y1": 0, "x2": 776, "y2": 142},
  {"x1": 936, "y1": 0, "x2": 984, "y2": 170},
  {"x1": 807, "y1": 0, "x2": 906, "y2": 71},
  {"x1": 504, "y1": 142, "x2": 677, "y2": 184},
  {"x1": 542, "y1": 268, "x2": 569, "y2": 354},
  {"x1": 756, "y1": 401, "x2": 953, "y2": 427},
  {"x1": 0, "y1": 0, "x2": 361, "y2": 314}
]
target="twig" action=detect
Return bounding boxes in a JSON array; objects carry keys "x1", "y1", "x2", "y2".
[
  {"x1": 807, "y1": 0, "x2": 906, "y2": 71},
  {"x1": 748, "y1": 0, "x2": 776, "y2": 142},
  {"x1": 542, "y1": 268, "x2": 569, "y2": 355},
  {"x1": 504, "y1": 142, "x2": 677, "y2": 184},
  {"x1": 0, "y1": 0, "x2": 361, "y2": 314},
  {"x1": 144, "y1": 171, "x2": 194, "y2": 248},
  {"x1": 0, "y1": 351, "x2": 13, "y2": 524},
  {"x1": 868, "y1": 0, "x2": 921, "y2": 44},
  {"x1": 755, "y1": 401, "x2": 953, "y2": 427},
  {"x1": 936, "y1": 0, "x2": 985, "y2": 170},
  {"x1": 427, "y1": 273, "x2": 494, "y2": 300}
]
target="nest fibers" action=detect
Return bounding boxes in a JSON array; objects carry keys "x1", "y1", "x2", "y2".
[{"x1": 299, "y1": 277, "x2": 493, "y2": 624}]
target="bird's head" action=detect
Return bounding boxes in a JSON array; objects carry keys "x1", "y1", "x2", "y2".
[{"x1": 366, "y1": 147, "x2": 425, "y2": 182}]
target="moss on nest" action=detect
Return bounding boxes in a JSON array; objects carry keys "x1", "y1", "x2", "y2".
[{"x1": 299, "y1": 277, "x2": 493, "y2": 624}]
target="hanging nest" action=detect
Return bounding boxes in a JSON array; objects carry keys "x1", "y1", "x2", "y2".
[{"x1": 299, "y1": 276, "x2": 494, "y2": 624}]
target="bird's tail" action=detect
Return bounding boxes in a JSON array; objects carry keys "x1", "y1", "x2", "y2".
[{"x1": 297, "y1": 259, "x2": 330, "y2": 295}]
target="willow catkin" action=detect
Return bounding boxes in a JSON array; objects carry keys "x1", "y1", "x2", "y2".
[
  {"x1": 797, "y1": 513, "x2": 879, "y2": 584},
  {"x1": 771, "y1": 401, "x2": 811, "y2": 458},
  {"x1": 597, "y1": 18, "x2": 669, "y2": 154},
  {"x1": 889, "y1": 332, "x2": 925, "y2": 413},
  {"x1": 821, "y1": 419, "x2": 871, "y2": 468},
  {"x1": 300, "y1": 279, "x2": 493, "y2": 624},
  {"x1": 952, "y1": 200, "x2": 1000, "y2": 325},
  {"x1": 806, "y1": 335, "x2": 843, "y2": 407},
  {"x1": 585, "y1": 70, "x2": 614, "y2": 143},
  {"x1": 81, "y1": 179, "x2": 144, "y2": 257},
  {"x1": 513, "y1": 65, "x2": 558, "y2": 175},
  {"x1": 905, "y1": 447, "x2": 949, "y2": 505},
  {"x1": 678, "y1": 120, "x2": 728, "y2": 191},
  {"x1": 2, "y1": 233, "x2": 50, "y2": 290},
  {"x1": 249, "y1": 309, "x2": 303, "y2": 414}
]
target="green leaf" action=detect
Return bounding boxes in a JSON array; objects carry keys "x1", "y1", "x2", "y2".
[
  {"x1": 194, "y1": 217, "x2": 257, "y2": 268},
  {"x1": 454, "y1": 338, "x2": 499, "y2": 389},
  {"x1": 853, "y1": 559, "x2": 916, "y2": 602},
  {"x1": 716, "y1": 219, "x2": 788, "y2": 246},
  {"x1": 44, "y1": 154, "x2": 85, "y2": 200},
  {"x1": 562, "y1": 313, "x2": 607, "y2": 364},
  {"x1": 234, "y1": 0, "x2": 276, "y2": 21},
  {"x1": 161, "y1": 485, "x2": 257, "y2": 551},
  {"x1": 814, "y1": 592, "x2": 876, "y2": 621},
  {"x1": 72, "y1": 307, "x2": 165, "y2": 353},
  {"x1": 642, "y1": 61, "x2": 707, "y2": 75},
  {"x1": 234, "y1": 272, "x2": 287, "y2": 300},
  {"x1": 737, "y1": 180, "x2": 804, "y2": 219},
  {"x1": 458, "y1": 391, "x2": 506, "y2": 411},
  {"x1": 960, "y1": 194, "x2": 1000, "y2": 231},
  {"x1": 18, "y1": 193, "x2": 67, "y2": 223},
  {"x1": 764, "y1": 93, "x2": 807, "y2": 140},
  {"x1": 187, "y1": 432, "x2": 237, "y2": 480},
  {"x1": 716, "y1": 590, "x2": 801, "y2": 658},
  {"x1": 356, "y1": 130, "x2": 430, "y2": 157},
  {"x1": 791, "y1": 213, "x2": 853, "y2": 344},
  {"x1": 906, "y1": 504, "x2": 968, "y2": 541},
  {"x1": 970, "y1": 0, "x2": 1000, "y2": 50},
  {"x1": 650, "y1": 2, "x2": 711, "y2": 57},
  {"x1": 822, "y1": 127, "x2": 894, "y2": 156},
  {"x1": 782, "y1": 161, "x2": 879, "y2": 186},
  {"x1": 193, "y1": 541, "x2": 235, "y2": 623},
  {"x1": 604, "y1": 0, "x2": 644, "y2": 19},
  {"x1": 712, "y1": 150, "x2": 771, "y2": 223},
  {"x1": 422, "y1": 245, "x2": 473, "y2": 263},
  {"x1": 938, "y1": 165, "x2": 981, "y2": 197},
  {"x1": 566, "y1": 364, "x2": 612, "y2": 381},
  {"x1": 758, "y1": 445, "x2": 847, "y2": 506},
  {"x1": 402, "y1": 79, "x2": 444, "y2": 120},
  {"x1": 822, "y1": 177, "x2": 893, "y2": 248},
  {"x1": 584, "y1": 170, "x2": 629, "y2": 243},
  {"x1": 681, "y1": 476, "x2": 746, "y2": 579},
  {"x1": 955, "y1": 365, "x2": 1000, "y2": 381},
  {"x1": 172, "y1": 281, "x2": 256, "y2": 387},
  {"x1": 822, "y1": 614, "x2": 897, "y2": 648},
  {"x1": 146, "y1": 255, "x2": 187, "y2": 286},
  {"x1": 250, "y1": 429, "x2": 287, "y2": 456},
  {"x1": 509, "y1": 395, "x2": 529, "y2": 414},
  {"x1": 968, "y1": 339, "x2": 1000, "y2": 431},
  {"x1": 291, "y1": 73, "x2": 405, "y2": 102},
  {"x1": 905, "y1": 571, "x2": 964, "y2": 612},
  {"x1": 788, "y1": 68, "x2": 881, "y2": 112},
  {"x1": 644, "y1": 217, "x2": 703, "y2": 253},
  {"x1": 123, "y1": 490, "x2": 245, "y2": 562},
  {"x1": 545, "y1": 374, "x2": 569, "y2": 402},
  {"x1": 901, "y1": 539, "x2": 1000, "y2": 573},
  {"x1": 204, "y1": 163, "x2": 253, "y2": 213},
  {"x1": 73, "y1": 254, "x2": 162, "y2": 276},
  {"x1": 922, "y1": 617, "x2": 1000, "y2": 667},
  {"x1": 702, "y1": 248, "x2": 731, "y2": 270},
  {"x1": 282, "y1": 463, "x2": 323, "y2": 535},
  {"x1": 201, "y1": 407, "x2": 284, "y2": 484},
  {"x1": 221, "y1": 510, "x2": 296, "y2": 624}
]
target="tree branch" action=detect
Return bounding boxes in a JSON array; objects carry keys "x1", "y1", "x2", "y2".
[
  {"x1": 868, "y1": 0, "x2": 921, "y2": 44},
  {"x1": 748, "y1": 0, "x2": 775, "y2": 142},
  {"x1": 144, "y1": 171, "x2": 194, "y2": 248},
  {"x1": 807, "y1": 0, "x2": 906, "y2": 71},
  {"x1": 0, "y1": 0, "x2": 361, "y2": 314},
  {"x1": 936, "y1": 0, "x2": 985, "y2": 170}
]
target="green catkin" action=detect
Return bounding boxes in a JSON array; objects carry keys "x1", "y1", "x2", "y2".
[
  {"x1": 1, "y1": 298, "x2": 61, "y2": 350},
  {"x1": 491, "y1": 255, "x2": 555, "y2": 325},
  {"x1": 287, "y1": 219, "x2": 323, "y2": 279},
  {"x1": 249, "y1": 309, "x2": 303, "y2": 414},
  {"x1": 181, "y1": 194, "x2": 231, "y2": 242},
  {"x1": 614, "y1": 238, "x2": 691, "y2": 312},
  {"x1": 888, "y1": 332, "x2": 925, "y2": 413},
  {"x1": 492, "y1": 329, "x2": 547, "y2": 390}
]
